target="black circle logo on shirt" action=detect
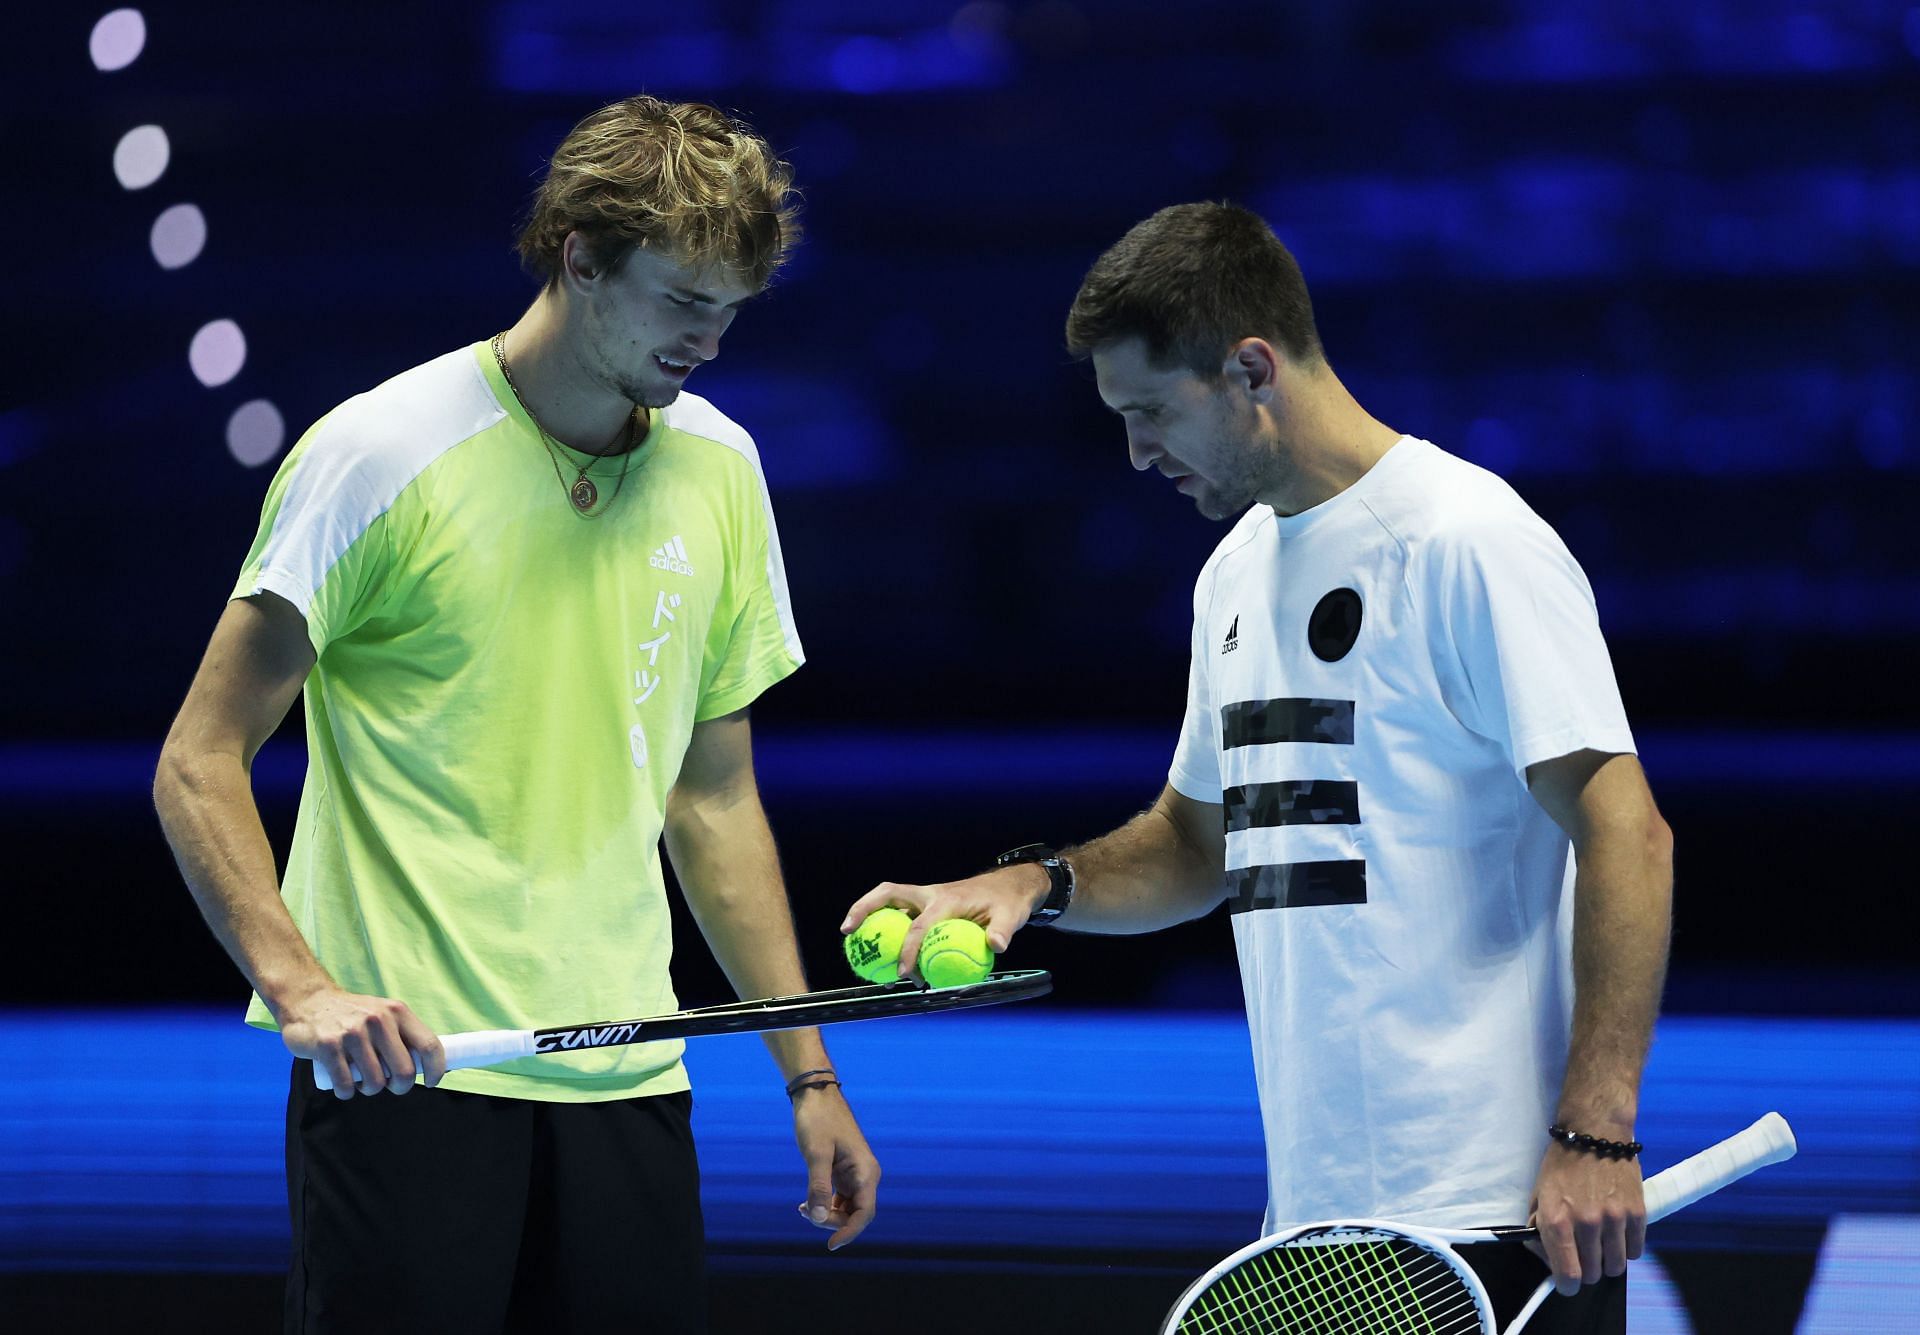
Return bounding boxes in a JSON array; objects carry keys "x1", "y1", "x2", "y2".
[{"x1": 1308, "y1": 588, "x2": 1363, "y2": 662}]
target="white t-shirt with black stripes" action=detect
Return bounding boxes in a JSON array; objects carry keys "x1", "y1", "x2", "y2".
[{"x1": 1168, "y1": 435, "x2": 1637, "y2": 1232}]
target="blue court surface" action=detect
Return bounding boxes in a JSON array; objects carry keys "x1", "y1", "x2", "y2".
[{"x1": 1, "y1": 1008, "x2": 1916, "y2": 1330}]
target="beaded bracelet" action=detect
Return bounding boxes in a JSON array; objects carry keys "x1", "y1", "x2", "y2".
[
  {"x1": 784, "y1": 1068, "x2": 838, "y2": 1098},
  {"x1": 1548, "y1": 1122, "x2": 1643, "y2": 1161}
]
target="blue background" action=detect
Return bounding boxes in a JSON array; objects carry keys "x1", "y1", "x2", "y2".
[{"x1": 2, "y1": 1, "x2": 1916, "y2": 1330}]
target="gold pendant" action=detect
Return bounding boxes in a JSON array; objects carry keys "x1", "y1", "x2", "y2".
[{"x1": 571, "y1": 475, "x2": 598, "y2": 511}]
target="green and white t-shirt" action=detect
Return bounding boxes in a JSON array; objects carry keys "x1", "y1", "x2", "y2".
[{"x1": 233, "y1": 342, "x2": 803, "y2": 1102}]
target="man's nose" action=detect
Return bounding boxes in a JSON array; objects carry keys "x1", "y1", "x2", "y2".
[{"x1": 1127, "y1": 429, "x2": 1160, "y2": 472}]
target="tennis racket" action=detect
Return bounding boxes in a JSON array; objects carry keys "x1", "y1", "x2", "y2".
[
  {"x1": 314, "y1": 969, "x2": 1051, "y2": 1090},
  {"x1": 1161, "y1": 1110, "x2": 1797, "y2": 1334}
]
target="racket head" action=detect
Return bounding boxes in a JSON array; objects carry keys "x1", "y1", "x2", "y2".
[{"x1": 1162, "y1": 1220, "x2": 1495, "y2": 1335}]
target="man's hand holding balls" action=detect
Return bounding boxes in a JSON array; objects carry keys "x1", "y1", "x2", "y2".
[
  {"x1": 841, "y1": 862, "x2": 1048, "y2": 986},
  {"x1": 844, "y1": 905, "x2": 998, "y2": 987}
]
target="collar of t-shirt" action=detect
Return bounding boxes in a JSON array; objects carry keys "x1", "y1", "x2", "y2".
[{"x1": 1270, "y1": 433, "x2": 1422, "y2": 537}]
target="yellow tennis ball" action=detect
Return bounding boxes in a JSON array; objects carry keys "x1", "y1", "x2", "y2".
[
  {"x1": 845, "y1": 906, "x2": 914, "y2": 983},
  {"x1": 918, "y1": 918, "x2": 996, "y2": 989}
]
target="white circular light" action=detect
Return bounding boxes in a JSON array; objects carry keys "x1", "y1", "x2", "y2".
[
  {"x1": 150, "y1": 203, "x2": 206, "y2": 269},
  {"x1": 226, "y1": 399, "x2": 286, "y2": 466},
  {"x1": 112, "y1": 124, "x2": 169, "y2": 190},
  {"x1": 189, "y1": 319, "x2": 247, "y2": 387},
  {"x1": 90, "y1": 9, "x2": 147, "y2": 71}
]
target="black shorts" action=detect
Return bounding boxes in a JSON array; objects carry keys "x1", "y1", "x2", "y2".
[
  {"x1": 284, "y1": 1062, "x2": 706, "y2": 1334},
  {"x1": 1461, "y1": 1239, "x2": 1627, "y2": 1335}
]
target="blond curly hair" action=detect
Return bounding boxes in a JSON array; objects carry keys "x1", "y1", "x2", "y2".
[{"x1": 516, "y1": 96, "x2": 798, "y2": 290}]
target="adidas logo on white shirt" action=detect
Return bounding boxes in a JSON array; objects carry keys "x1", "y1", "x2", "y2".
[
  {"x1": 1222, "y1": 614, "x2": 1239, "y2": 654},
  {"x1": 650, "y1": 535, "x2": 694, "y2": 576}
]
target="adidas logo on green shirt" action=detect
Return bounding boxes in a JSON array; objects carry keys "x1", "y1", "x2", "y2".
[{"x1": 650, "y1": 534, "x2": 694, "y2": 576}]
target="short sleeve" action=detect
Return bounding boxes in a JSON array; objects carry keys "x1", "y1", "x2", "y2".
[
  {"x1": 1168, "y1": 564, "x2": 1225, "y2": 802},
  {"x1": 695, "y1": 465, "x2": 804, "y2": 720},
  {"x1": 1428, "y1": 512, "x2": 1636, "y2": 779},
  {"x1": 230, "y1": 420, "x2": 409, "y2": 656}
]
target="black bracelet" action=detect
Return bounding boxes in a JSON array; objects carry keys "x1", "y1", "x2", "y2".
[
  {"x1": 787, "y1": 1079, "x2": 842, "y2": 1098},
  {"x1": 784, "y1": 1068, "x2": 837, "y2": 1097},
  {"x1": 1548, "y1": 1123, "x2": 1643, "y2": 1161}
]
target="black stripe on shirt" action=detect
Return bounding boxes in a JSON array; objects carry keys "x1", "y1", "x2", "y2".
[
  {"x1": 1220, "y1": 698, "x2": 1355, "y2": 749},
  {"x1": 1223, "y1": 780, "x2": 1361, "y2": 834},
  {"x1": 1228, "y1": 860, "x2": 1368, "y2": 911}
]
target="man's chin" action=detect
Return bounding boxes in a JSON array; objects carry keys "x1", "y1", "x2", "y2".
[
  {"x1": 1192, "y1": 487, "x2": 1252, "y2": 523},
  {"x1": 623, "y1": 380, "x2": 682, "y2": 410}
]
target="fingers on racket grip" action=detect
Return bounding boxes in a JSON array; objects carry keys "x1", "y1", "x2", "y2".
[
  {"x1": 310, "y1": 1031, "x2": 533, "y2": 1091},
  {"x1": 1644, "y1": 1112, "x2": 1797, "y2": 1223},
  {"x1": 312, "y1": 1055, "x2": 422, "y2": 1093}
]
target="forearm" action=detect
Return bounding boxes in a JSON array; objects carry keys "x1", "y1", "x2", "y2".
[
  {"x1": 1052, "y1": 792, "x2": 1226, "y2": 934},
  {"x1": 1556, "y1": 821, "x2": 1674, "y2": 1136},
  {"x1": 663, "y1": 787, "x2": 827, "y2": 1078},
  {"x1": 153, "y1": 746, "x2": 332, "y2": 1017}
]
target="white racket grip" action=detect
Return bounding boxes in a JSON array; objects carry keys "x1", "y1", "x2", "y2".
[
  {"x1": 440, "y1": 1029, "x2": 539, "y2": 1073},
  {"x1": 311, "y1": 1029, "x2": 538, "y2": 1091},
  {"x1": 1644, "y1": 1112, "x2": 1796, "y2": 1223}
]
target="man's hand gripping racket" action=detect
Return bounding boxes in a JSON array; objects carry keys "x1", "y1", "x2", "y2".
[
  {"x1": 313, "y1": 971, "x2": 1052, "y2": 1091},
  {"x1": 1162, "y1": 1111, "x2": 1797, "y2": 1334}
]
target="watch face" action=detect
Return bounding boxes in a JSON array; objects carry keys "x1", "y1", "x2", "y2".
[
  {"x1": 1002, "y1": 846, "x2": 1071, "y2": 922},
  {"x1": 1038, "y1": 860, "x2": 1071, "y2": 904}
]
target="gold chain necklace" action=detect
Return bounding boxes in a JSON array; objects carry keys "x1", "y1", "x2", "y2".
[{"x1": 491, "y1": 332, "x2": 642, "y2": 516}]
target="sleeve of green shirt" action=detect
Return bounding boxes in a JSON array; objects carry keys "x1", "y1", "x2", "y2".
[
  {"x1": 695, "y1": 454, "x2": 804, "y2": 720},
  {"x1": 230, "y1": 415, "x2": 420, "y2": 656}
]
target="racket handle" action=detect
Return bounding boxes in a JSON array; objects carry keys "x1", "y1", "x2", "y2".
[
  {"x1": 1644, "y1": 1111, "x2": 1796, "y2": 1223},
  {"x1": 310, "y1": 1029, "x2": 536, "y2": 1091}
]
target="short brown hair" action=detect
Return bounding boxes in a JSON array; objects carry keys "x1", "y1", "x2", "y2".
[
  {"x1": 515, "y1": 96, "x2": 799, "y2": 289},
  {"x1": 1065, "y1": 202, "x2": 1322, "y2": 376}
]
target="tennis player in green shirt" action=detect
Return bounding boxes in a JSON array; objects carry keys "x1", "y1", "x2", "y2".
[{"x1": 155, "y1": 96, "x2": 878, "y2": 1332}]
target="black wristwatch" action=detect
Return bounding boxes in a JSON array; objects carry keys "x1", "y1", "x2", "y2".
[{"x1": 996, "y1": 843, "x2": 1076, "y2": 926}]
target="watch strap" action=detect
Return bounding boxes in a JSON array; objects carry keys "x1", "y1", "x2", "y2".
[{"x1": 996, "y1": 843, "x2": 1075, "y2": 926}]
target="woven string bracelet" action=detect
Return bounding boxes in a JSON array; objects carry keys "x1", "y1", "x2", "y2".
[{"x1": 1548, "y1": 1122, "x2": 1643, "y2": 1161}]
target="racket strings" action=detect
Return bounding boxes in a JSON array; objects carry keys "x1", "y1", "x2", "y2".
[{"x1": 1175, "y1": 1234, "x2": 1483, "y2": 1335}]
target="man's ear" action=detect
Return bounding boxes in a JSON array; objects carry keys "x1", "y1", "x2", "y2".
[
  {"x1": 559, "y1": 230, "x2": 603, "y2": 292},
  {"x1": 1225, "y1": 338, "x2": 1279, "y2": 405}
]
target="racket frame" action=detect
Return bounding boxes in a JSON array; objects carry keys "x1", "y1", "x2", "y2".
[
  {"x1": 1160, "y1": 1111, "x2": 1797, "y2": 1334},
  {"x1": 1169, "y1": 1218, "x2": 1498, "y2": 1334}
]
